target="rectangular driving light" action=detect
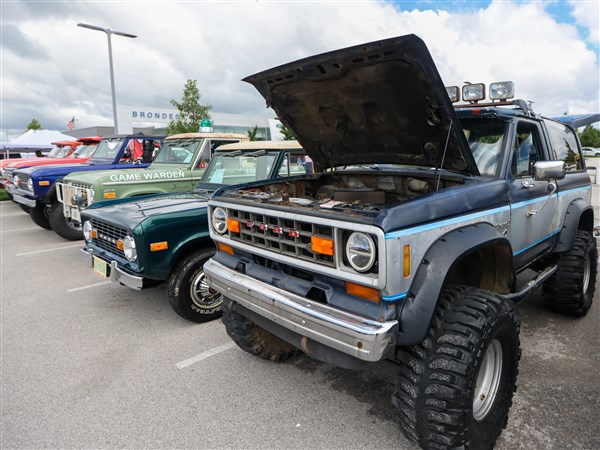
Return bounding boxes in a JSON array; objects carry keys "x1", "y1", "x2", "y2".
[
  {"x1": 462, "y1": 83, "x2": 486, "y2": 102},
  {"x1": 446, "y1": 86, "x2": 460, "y2": 103},
  {"x1": 489, "y1": 81, "x2": 515, "y2": 100}
]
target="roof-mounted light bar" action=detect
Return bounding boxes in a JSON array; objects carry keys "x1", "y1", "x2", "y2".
[{"x1": 446, "y1": 81, "x2": 515, "y2": 104}]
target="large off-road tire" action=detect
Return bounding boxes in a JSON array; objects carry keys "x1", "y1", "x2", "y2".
[
  {"x1": 29, "y1": 203, "x2": 51, "y2": 230},
  {"x1": 168, "y1": 250, "x2": 223, "y2": 323},
  {"x1": 222, "y1": 300, "x2": 298, "y2": 362},
  {"x1": 48, "y1": 202, "x2": 82, "y2": 241},
  {"x1": 542, "y1": 230, "x2": 597, "y2": 316},
  {"x1": 393, "y1": 287, "x2": 520, "y2": 450}
]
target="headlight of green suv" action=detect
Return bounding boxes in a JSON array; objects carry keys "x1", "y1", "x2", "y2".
[
  {"x1": 122, "y1": 235, "x2": 137, "y2": 261},
  {"x1": 83, "y1": 221, "x2": 93, "y2": 242},
  {"x1": 345, "y1": 232, "x2": 376, "y2": 273},
  {"x1": 212, "y1": 207, "x2": 228, "y2": 234}
]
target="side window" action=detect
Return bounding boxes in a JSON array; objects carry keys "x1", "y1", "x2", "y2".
[
  {"x1": 511, "y1": 123, "x2": 545, "y2": 177},
  {"x1": 277, "y1": 152, "x2": 304, "y2": 177},
  {"x1": 544, "y1": 120, "x2": 583, "y2": 171}
]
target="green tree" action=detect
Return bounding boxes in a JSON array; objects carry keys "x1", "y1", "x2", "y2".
[
  {"x1": 166, "y1": 80, "x2": 212, "y2": 135},
  {"x1": 279, "y1": 123, "x2": 296, "y2": 140},
  {"x1": 247, "y1": 125, "x2": 259, "y2": 141},
  {"x1": 578, "y1": 125, "x2": 600, "y2": 148},
  {"x1": 27, "y1": 119, "x2": 42, "y2": 130}
]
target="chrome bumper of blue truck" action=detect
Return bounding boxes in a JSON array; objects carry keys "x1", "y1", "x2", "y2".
[{"x1": 204, "y1": 258, "x2": 398, "y2": 362}]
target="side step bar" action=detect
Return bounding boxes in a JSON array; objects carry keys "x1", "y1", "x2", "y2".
[{"x1": 503, "y1": 264, "x2": 558, "y2": 303}]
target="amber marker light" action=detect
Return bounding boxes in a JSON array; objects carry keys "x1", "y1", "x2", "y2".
[
  {"x1": 103, "y1": 191, "x2": 117, "y2": 199},
  {"x1": 90, "y1": 229, "x2": 97, "y2": 239},
  {"x1": 403, "y1": 245, "x2": 411, "y2": 278},
  {"x1": 311, "y1": 236, "x2": 334, "y2": 256},
  {"x1": 227, "y1": 218, "x2": 240, "y2": 233},
  {"x1": 39, "y1": 181, "x2": 50, "y2": 186},
  {"x1": 150, "y1": 241, "x2": 168, "y2": 252},
  {"x1": 345, "y1": 282, "x2": 380, "y2": 303},
  {"x1": 116, "y1": 240, "x2": 124, "y2": 250},
  {"x1": 217, "y1": 242, "x2": 234, "y2": 255}
]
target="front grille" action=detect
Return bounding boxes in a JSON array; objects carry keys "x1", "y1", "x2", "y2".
[
  {"x1": 227, "y1": 209, "x2": 335, "y2": 267},
  {"x1": 16, "y1": 174, "x2": 32, "y2": 192},
  {"x1": 62, "y1": 182, "x2": 92, "y2": 207},
  {"x1": 90, "y1": 219, "x2": 128, "y2": 258}
]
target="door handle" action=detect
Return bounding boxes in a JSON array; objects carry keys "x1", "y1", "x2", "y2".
[{"x1": 522, "y1": 181, "x2": 535, "y2": 188}]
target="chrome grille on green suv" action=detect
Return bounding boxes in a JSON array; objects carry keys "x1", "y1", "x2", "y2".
[{"x1": 90, "y1": 219, "x2": 128, "y2": 258}]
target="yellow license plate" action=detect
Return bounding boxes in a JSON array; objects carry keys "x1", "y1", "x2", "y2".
[{"x1": 93, "y1": 256, "x2": 108, "y2": 278}]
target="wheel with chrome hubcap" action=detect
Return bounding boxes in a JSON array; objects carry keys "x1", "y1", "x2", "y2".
[{"x1": 168, "y1": 249, "x2": 223, "y2": 323}]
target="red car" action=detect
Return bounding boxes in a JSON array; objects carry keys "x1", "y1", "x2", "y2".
[{"x1": 1, "y1": 136, "x2": 101, "y2": 189}]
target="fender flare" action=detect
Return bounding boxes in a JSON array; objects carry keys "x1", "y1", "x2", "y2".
[
  {"x1": 555, "y1": 199, "x2": 594, "y2": 253},
  {"x1": 41, "y1": 181, "x2": 59, "y2": 204},
  {"x1": 395, "y1": 223, "x2": 513, "y2": 346}
]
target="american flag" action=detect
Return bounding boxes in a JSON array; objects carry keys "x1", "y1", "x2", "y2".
[{"x1": 66, "y1": 117, "x2": 75, "y2": 131}]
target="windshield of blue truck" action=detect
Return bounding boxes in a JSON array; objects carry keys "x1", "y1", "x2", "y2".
[
  {"x1": 89, "y1": 138, "x2": 125, "y2": 162},
  {"x1": 459, "y1": 118, "x2": 507, "y2": 177},
  {"x1": 199, "y1": 151, "x2": 279, "y2": 186},
  {"x1": 153, "y1": 138, "x2": 201, "y2": 164},
  {"x1": 72, "y1": 143, "x2": 98, "y2": 158}
]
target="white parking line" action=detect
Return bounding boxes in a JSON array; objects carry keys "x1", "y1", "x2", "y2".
[
  {"x1": 16, "y1": 244, "x2": 82, "y2": 256},
  {"x1": 176, "y1": 342, "x2": 237, "y2": 369},
  {"x1": 1, "y1": 213, "x2": 27, "y2": 217},
  {"x1": 67, "y1": 281, "x2": 111, "y2": 292},
  {"x1": 2, "y1": 227, "x2": 40, "y2": 233}
]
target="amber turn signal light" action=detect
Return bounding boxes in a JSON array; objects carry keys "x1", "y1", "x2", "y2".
[
  {"x1": 311, "y1": 236, "x2": 333, "y2": 256},
  {"x1": 345, "y1": 282, "x2": 380, "y2": 303},
  {"x1": 217, "y1": 242, "x2": 234, "y2": 255},
  {"x1": 150, "y1": 241, "x2": 168, "y2": 252},
  {"x1": 227, "y1": 218, "x2": 240, "y2": 233}
]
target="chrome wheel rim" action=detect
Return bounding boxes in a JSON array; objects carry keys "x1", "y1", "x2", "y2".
[
  {"x1": 190, "y1": 269, "x2": 222, "y2": 310},
  {"x1": 582, "y1": 252, "x2": 590, "y2": 294},
  {"x1": 473, "y1": 339, "x2": 503, "y2": 421}
]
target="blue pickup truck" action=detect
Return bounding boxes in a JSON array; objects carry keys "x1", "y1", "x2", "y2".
[{"x1": 8, "y1": 133, "x2": 164, "y2": 231}]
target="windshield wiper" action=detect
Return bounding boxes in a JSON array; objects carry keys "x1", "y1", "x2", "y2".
[{"x1": 223, "y1": 150, "x2": 243, "y2": 157}]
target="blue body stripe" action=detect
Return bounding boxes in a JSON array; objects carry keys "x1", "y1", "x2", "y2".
[{"x1": 382, "y1": 186, "x2": 588, "y2": 302}]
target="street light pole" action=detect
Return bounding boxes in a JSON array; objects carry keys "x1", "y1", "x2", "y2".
[{"x1": 77, "y1": 23, "x2": 137, "y2": 135}]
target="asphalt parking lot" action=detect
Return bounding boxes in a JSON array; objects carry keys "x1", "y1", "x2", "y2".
[{"x1": 1, "y1": 199, "x2": 599, "y2": 450}]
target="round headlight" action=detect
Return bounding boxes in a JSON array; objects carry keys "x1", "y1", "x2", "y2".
[
  {"x1": 83, "y1": 221, "x2": 93, "y2": 242},
  {"x1": 88, "y1": 187, "x2": 95, "y2": 204},
  {"x1": 122, "y1": 235, "x2": 137, "y2": 261},
  {"x1": 13, "y1": 175, "x2": 20, "y2": 186},
  {"x1": 27, "y1": 178, "x2": 33, "y2": 191},
  {"x1": 346, "y1": 232, "x2": 376, "y2": 273},
  {"x1": 212, "y1": 207, "x2": 228, "y2": 234}
]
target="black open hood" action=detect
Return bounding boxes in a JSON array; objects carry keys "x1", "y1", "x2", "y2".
[{"x1": 244, "y1": 34, "x2": 479, "y2": 175}]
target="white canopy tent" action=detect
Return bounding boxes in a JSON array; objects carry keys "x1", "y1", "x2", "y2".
[{"x1": 1, "y1": 129, "x2": 76, "y2": 159}]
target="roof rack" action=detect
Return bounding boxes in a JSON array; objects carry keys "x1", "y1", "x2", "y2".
[{"x1": 454, "y1": 99, "x2": 535, "y2": 117}]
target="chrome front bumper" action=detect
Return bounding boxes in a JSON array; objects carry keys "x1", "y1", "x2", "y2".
[
  {"x1": 81, "y1": 248, "x2": 144, "y2": 290},
  {"x1": 204, "y1": 258, "x2": 398, "y2": 362}
]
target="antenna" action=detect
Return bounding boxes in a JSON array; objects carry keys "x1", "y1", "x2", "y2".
[{"x1": 435, "y1": 121, "x2": 453, "y2": 192}]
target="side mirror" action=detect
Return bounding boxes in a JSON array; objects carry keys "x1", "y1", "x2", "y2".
[{"x1": 533, "y1": 161, "x2": 566, "y2": 181}]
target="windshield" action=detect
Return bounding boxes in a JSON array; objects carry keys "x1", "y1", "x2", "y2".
[
  {"x1": 153, "y1": 138, "x2": 201, "y2": 164},
  {"x1": 48, "y1": 145, "x2": 70, "y2": 158},
  {"x1": 89, "y1": 139, "x2": 125, "y2": 161},
  {"x1": 199, "y1": 151, "x2": 279, "y2": 185},
  {"x1": 72, "y1": 143, "x2": 98, "y2": 158},
  {"x1": 459, "y1": 118, "x2": 507, "y2": 177}
]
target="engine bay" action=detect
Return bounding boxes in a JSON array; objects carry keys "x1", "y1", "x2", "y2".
[{"x1": 220, "y1": 171, "x2": 466, "y2": 216}]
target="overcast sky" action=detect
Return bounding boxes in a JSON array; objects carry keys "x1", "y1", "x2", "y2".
[{"x1": 1, "y1": 0, "x2": 599, "y2": 136}]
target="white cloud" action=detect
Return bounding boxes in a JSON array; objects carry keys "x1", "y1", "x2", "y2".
[
  {"x1": 569, "y1": 0, "x2": 600, "y2": 43},
  {"x1": 1, "y1": 0, "x2": 598, "y2": 134}
]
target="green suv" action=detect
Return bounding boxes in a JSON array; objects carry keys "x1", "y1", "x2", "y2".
[
  {"x1": 55, "y1": 132, "x2": 247, "y2": 240},
  {"x1": 80, "y1": 140, "x2": 307, "y2": 323}
]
